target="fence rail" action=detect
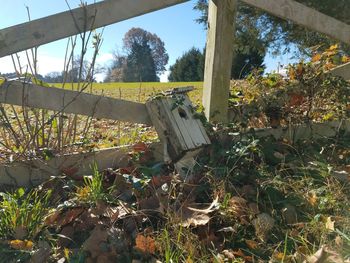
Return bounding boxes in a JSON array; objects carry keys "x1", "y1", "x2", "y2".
[
  {"x1": 241, "y1": 0, "x2": 350, "y2": 45},
  {"x1": 0, "y1": 0, "x2": 187, "y2": 58},
  {"x1": 0, "y1": 81, "x2": 151, "y2": 124}
]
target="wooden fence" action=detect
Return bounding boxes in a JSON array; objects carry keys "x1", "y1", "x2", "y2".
[
  {"x1": 0, "y1": 0, "x2": 349, "y2": 122},
  {"x1": 0, "y1": 0, "x2": 349, "y2": 188}
]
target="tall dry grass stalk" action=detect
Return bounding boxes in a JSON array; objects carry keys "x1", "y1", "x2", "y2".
[{"x1": 0, "y1": 2, "x2": 104, "y2": 163}]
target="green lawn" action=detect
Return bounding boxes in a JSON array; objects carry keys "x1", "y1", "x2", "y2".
[{"x1": 52, "y1": 82, "x2": 204, "y2": 104}]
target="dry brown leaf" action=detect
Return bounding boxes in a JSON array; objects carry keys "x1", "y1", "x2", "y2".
[
  {"x1": 305, "y1": 246, "x2": 346, "y2": 263},
  {"x1": 307, "y1": 246, "x2": 328, "y2": 263},
  {"x1": 138, "y1": 196, "x2": 160, "y2": 211},
  {"x1": 44, "y1": 210, "x2": 61, "y2": 226},
  {"x1": 232, "y1": 249, "x2": 253, "y2": 262},
  {"x1": 83, "y1": 225, "x2": 109, "y2": 259},
  {"x1": 342, "y1": 55, "x2": 350, "y2": 63},
  {"x1": 308, "y1": 192, "x2": 317, "y2": 206},
  {"x1": 57, "y1": 207, "x2": 85, "y2": 227},
  {"x1": 9, "y1": 239, "x2": 34, "y2": 251},
  {"x1": 273, "y1": 252, "x2": 285, "y2": 261},
  {"x1": 328, "y1": 44, "x2": 338, "y2": 51},
  {"x1": 289, "y1": 67, "x2": 296, "y2": 80},
  {"x1": 181, "y1": 213, "x2": 211, "y2": 227},
  {"x1": 289, "y1": 93, "x2": 305, "y2": 108},
  {"x1": 61, "y1": 166, "x2": 79, "y2": 179},
  {"x1": 179, "y1": 197, "x2": 219, "y2": 227},
  {"x1": 151, "y1": 175, "x2": 173, "y2": 188},
  {"x1": 135, "y1": 234, "x2": 156, "y2": 254},
  {"x1": 296, "y1": 63, "x2": 304, "y2": 77},
  {"x1": 325, "y1": 217, "x2": 335, "y2": 231},
  {"x1": 187, "y1": 196, "x2": 219, "y2": 214},
  {"x1": 312, "y1": 54, "x2": 322, "y2": 63},
  {"x1": 133, "y1": 142, "x2": 148, "y2": 153},
  {"x1": 245, "y1": 240, "x2": 258, "y2": 250},
  {"x1": 252, "y1": 213, "x2": 275, "y2": 241}
]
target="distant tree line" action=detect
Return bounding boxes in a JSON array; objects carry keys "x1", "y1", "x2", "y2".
[{"x1": 0, "y1": 57, "x2": 100, "y2": 83}]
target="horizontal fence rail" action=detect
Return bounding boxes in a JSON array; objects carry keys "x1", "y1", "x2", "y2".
[
  {"x1": 329, "y1": 62, "x2": 350, "y2": 80},
  {"x1": 0, "y1": 143, "x2": 163, "y2": 189},
  {"x1": 0, "y1": 81, "x2": 152, "y2": 125},
  {"x1": 0, "y1": 0, "x2": 188, "y2": 58},
  {"x1": 241, "y1": 0, "x2": 350, "y2": 45}
]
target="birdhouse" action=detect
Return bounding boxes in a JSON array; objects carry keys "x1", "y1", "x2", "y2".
[{"x1": 146, "y1": 87, "x2": 211, "y2": 162}]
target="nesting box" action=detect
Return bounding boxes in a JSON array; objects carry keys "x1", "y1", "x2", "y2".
[{"x1": 146, "y1": 88, "x2": 210, "y2": 162}]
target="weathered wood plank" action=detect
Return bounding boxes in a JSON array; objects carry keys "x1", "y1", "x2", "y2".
[
  {"x1": 329, "y1": 62, "x2": 350, "y2": 80},
  {"x1": 182, "y1": 96, "x2": 211, "y2": 144},
  {"x1": 0, "y1": 0, "x2": 188, "y2": 58},
  {"x1": 146, "y1": 98, "x2": 187, "y2": 160},
  {"x1": 241, "y1": 0, "x2": 350, "y2": 44},
  {"x1": 253, "y1": 120, "x2": 350, "y2": 142},
  {"x1": 203, "y1": 0, "x2": 237, "y2": 123},
  {"x1": 163, "y1": 98, "x2": 195, "y2": 149},
  {"x1": 0, "y1": 143, "x2": 163, "y2": 189},
  {"x1": 146, "y1": 95, "x2": 210, "y2": 161},
  {"x1": 0, "y1": 81, "x2": 151, "y2": 125}
]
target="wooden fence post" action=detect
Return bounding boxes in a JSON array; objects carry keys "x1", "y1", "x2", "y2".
[{"x1": 203, "y1": 0, "x2": 237, "y2": 123}]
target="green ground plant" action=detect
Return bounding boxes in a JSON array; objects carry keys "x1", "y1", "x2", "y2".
[{"x1": 0, "y1": 188, "x2": 52, "y2": 240}]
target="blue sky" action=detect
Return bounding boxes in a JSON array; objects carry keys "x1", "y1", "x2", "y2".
[{"x1": 0, "y1": 0, "x2": 295, "y2": 81}]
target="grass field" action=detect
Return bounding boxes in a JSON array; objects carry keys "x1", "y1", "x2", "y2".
[{"x1": 51, "y1": 82, "x2": 204, "y2": 104}]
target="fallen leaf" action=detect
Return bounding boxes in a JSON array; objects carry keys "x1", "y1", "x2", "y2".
[
  {"x1": 135, "y1": 234, "x2": 156, "y2": 254},
  {"x1": 151, "y1": 175, "x2": 173, "y2": 188},
  {"x1": 187, "y1": 196, "x2": 219, "y2": 214},
  {"x1": 289, "y1": 67, "x2": 296, "y2": 80},
  {"x1": 325, "y1": 217, "x2": 335, "y2": 231},
  {"x1": 139, "y1": 194, "x2": 159, "y2": 208},
  {"x1": 133, "y1": 142, "x2": 148, "y2": 153},
  {"x1": 232, "y1": 249, "x2": 253, "y2": 262},
  {"x1": 296, "y1": 63, "x2": 304, "y2": 77},
  {"x1": 328, "y1": 44, "x2": 338, "y2": 51},
  {"x1": 9, "y1": 239, "x2": 34, "y2": 251},
  {"x1": 61, "y1": 166, "x2": 79, "y2": 179},
  {"x1": 181, "y1": 213, "x2": 211, "y2": 227},
  {"x1": 44, "y1": 210, "x2": 61, "y2": 226},
  {"x1": 245, "y1": 240, "x2": 258, "y2": 250},
  {"x1": 228, "y1": 197, "x2": 249, "y2": 224},
  {"x1": 83, "y1": 225, "x2": 109, "y2": 259},
  {"x1": 308, "y1": 192, "x2": 317, "y2": 206},
  {"x1": 289, "y1": 93, "x2": 305, "y2": 108},
  {"x1": 312, "y1": 54, "x2": 322, "y2": 63},
  {"x1": 56, "y1": 207, "x2": 85, "y2": 227},
  {"x1": 342, "y1": 55, "x2": 350, "y2": 63},
  {"x1": 273, "y1": 252, "x2": 285, "y2": 261},
  {"x1": 222, "y1": 249, "x2": 235, "y2": 259},
  {"x1": 307, "y1": 246, "x2": 328, "y2": 263},
  {"x1": 179, "y1": 197, "x2": 219, "y2": 227},
  {"x1": 252, "y1": 213, "x2": 275, "y2": 241}
]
